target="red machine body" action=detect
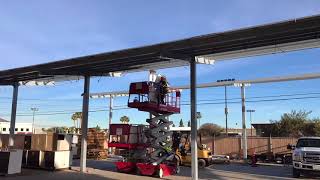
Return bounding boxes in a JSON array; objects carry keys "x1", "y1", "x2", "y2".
[
  {"x1": 115, "y1": 162, "x2": 136, "y2": 173},
  {"x1": 136, "y1": 163, "x2": 178, "y2": 177},
  {"x1": 108, "y1": 124, "x2": 147, "y2": 150},
  {"x1": 110, "y1": 81, "x2": 181, "y2": 178},
  {"x1": 128, "y1": 81, "x2": 181, "y2": 114}
]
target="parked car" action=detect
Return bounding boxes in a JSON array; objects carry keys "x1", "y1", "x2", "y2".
[
  {"x1": 288, "y1": 137, "x2": 320, "y2": 178},
  {"x1": 211, "y1": 155, "x2": 230, "y2": 164}
]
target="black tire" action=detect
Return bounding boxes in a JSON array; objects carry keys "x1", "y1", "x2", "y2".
[
  {"x1": 198, "y1": 159, "x2": 206, "y2": 169},
  {"x1": 136, "y1": 168, "x2": 141, "y2": 176},
  {"x1": 292, "y1": 167, "x2": 300, "y2": 178}
]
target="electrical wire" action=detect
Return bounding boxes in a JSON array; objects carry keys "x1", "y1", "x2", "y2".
[{"x1": 1, "y1": 94, "x2": 320, "y2": 117}]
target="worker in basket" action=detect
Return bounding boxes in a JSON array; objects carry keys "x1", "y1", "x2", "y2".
[{"x1": 158, "y1": 76, "x2": 169, "y2": 104}]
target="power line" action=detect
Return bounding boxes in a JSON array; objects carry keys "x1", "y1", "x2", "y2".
[
  {"x1": 180, "y1": 95, "x2": 320, "y2": 106},
  {"x1": 1, "y1": 95, "x2": 320, "y2": 117},
  {"x1": 1, "y1": 91, "x2": 320, "y2": 105},
  {"x1": 181, "y1": 92, "x2": 320, "y2": 102},
  {"x1": 0, "y1": 106, "x2": 130, "y2": 117}
]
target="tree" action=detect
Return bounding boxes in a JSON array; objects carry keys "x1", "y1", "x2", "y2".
[
  {"x1": 69, "y1": 126, "x2": 77, "y2": 134},
  {"x1": 270, "y1": 110, "x2": 312, "y2": 137},
  {"x1": 120, "y1": 116, "x2": 130, "y2": 124},
  {"x1": 95, "y1": 125, "x2": 101, "y2": 132},
  {"x1": 71, "y1": 112, "x2": 82, "y2": 128},
  {"x1": 179, "y1": 119, "x2": 184, "y2": 127},
  {"x1": 172, "y1": 123, "x2": 176, "y2": 127},
  {"x1": 187, "y1": 121, "x2": 191, "y2": 127},
  {"x1": 198, "y1": 123, "x2": 223, "y2": 137},
  {"x1": 314, "y1": 119, "x2": 320, "y2": 136}
]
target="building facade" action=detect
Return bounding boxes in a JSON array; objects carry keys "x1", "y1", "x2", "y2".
[{"x1": 0, "y1": 118, "x2": 33, "y2": 134}]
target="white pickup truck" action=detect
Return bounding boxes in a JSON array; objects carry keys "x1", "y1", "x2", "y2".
[{"x1": 291, "y1": 137, "x2": 320, "y2": 178}]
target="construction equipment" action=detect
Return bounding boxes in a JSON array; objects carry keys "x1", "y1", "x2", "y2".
[
  {"x1": 109, "y1": 81, "x2": 181, "y2": 178},
  {"x1": 172, "y1": 130, "x2": 213, "y2": 168}
]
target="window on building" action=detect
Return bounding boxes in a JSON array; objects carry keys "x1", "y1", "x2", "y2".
[
  {"x1": 26, "y1": 128, "x2": 29, "y2": 132},
  {"x1": 15, "y1": 128, "x2": 18, "y2": 131},
  {"x1": 21, "y1": 128, "x2": 24, "y2": 132},
  {"x1": 2, "y1": 128, "x2": 6, "y2": 131}
]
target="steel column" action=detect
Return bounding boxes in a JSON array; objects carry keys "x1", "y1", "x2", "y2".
[
  {"x1": 109, "y1": 95, "x2": 113, "y2": 126},
  {"x1": 9, "y1": 83, "x2": 19, "y2": 147},
  {"x1": 80, "y1": 76, "x2": 90, "y2": 172},
  {"x1": 241, "y1": 84, "x2": 247, "y2": 160},
  {"x1": 108, "y1": 95, "x2": 113, "y2": 154},
  {"x1": 190, "y1": 57, "x2": 198, "y2": 180}
]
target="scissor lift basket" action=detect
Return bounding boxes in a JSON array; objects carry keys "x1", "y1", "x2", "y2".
[{"x1": 128, "y1": 81, "x2": 181, "y2": 114}]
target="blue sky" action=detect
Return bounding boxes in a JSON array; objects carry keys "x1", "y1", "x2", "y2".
[{"x1": 0, "y1": 1, "x2": 320, "y2": 129}]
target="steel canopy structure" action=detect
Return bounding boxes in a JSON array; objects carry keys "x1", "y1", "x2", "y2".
[
  {"x1": 0, "y1": 14, "x2": 320, "y2": 180},
  {"x1": 0, "y1": 15, "x2": 320, "y2": 85}
]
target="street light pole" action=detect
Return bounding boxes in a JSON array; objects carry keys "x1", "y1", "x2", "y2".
[{"x1": 31, "y1": 107, "x2": 39, "y2": 134}]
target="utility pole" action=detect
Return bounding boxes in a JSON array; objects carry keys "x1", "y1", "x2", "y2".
[
  {"x1": 217, "y1": 78, "x2": 235, "y2": 136},
  {"x1": 197, "y1": 112, "x2": 202, "y2": 127},
  {"x1": 31, "y1": 107, "x2": 39, "y2": 134},
  {"x1": 247, "y1": 109, "x2": 255, "y2": 136},
  {"x1": 108, "y1": 95, "x2": 113, "y2": 155},
  {"x1": 109, "y1": 95, "x2": 113, "y2": 126},
  {"x1": 224, "y1": 86, "x2": 228, "y2": 136},
  {"x1": 234, "y1": 82, "x2": 250, "y2": 160},
  {"x1": 241, "y1": 84, "x2": 247, "y2": 160}
]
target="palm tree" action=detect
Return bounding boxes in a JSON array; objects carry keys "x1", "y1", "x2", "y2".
[
  {"x1": 71, "y1": 112, "x2": 82, "y2": 129},
  {"x1": 179, "y1": 119, "x2": 184, "y2": 127},
  {"x1": 120, "y1": 116, "x2": 130, "y2": 124}
]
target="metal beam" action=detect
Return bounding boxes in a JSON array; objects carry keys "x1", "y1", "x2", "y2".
[
  {"x1": 190, "y1": 57, "x2": 198, "y2": 180},
  {"x1": 241, "y1": 84, "x2": 248, "y2": 160},
  {"x1": 176, "y1": 72, "x2": 320, "y2": 89},
  {"x1": 80, "y1": 76, "x2": 90, "y2": 173},
  {"x1": 90, "y1": 90, "x2": 129, "y2": 98},
  {"x1": 90, "y1": 72, "x2": 320, "y2": 98},
  {"x1": 9, "y1": 83, "x2": 19, "y2": 146}
]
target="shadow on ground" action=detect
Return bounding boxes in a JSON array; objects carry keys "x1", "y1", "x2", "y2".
[{"x1": 2, "y1": 168, "x2": 117, "y2": 180}]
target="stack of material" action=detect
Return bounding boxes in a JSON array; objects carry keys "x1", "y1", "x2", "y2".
[
  {"x1": 77, "y1": 128, "x2": 108, "y2": 159},
  {"x1": 0, "y1": 134, "x2": 30, "y2": 150},
  {"x1": 0, "y1": 150, "x2": 23, "y2": 175},
  {"x1": 24, "y1": 133, "x2": 72, "y2": 170},
  {"x1": 31, "y1": 133, "x2": 71, "y2": 151}
]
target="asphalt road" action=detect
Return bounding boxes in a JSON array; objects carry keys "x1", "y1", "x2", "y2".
[
  {"x1": 3, "y1": 160, "x2": 320, "y2": 180},
  {"x1": 71, "y1": 159, "x2": 320, "y2": 180}
]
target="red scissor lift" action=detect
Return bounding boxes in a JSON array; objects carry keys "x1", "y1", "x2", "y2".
[
  {"x1": 109, "y1": 124, "x2": 147, "y2": 173},
  {"x1": 109, "y1": 81, "x2": 181, "y2": 178}
]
